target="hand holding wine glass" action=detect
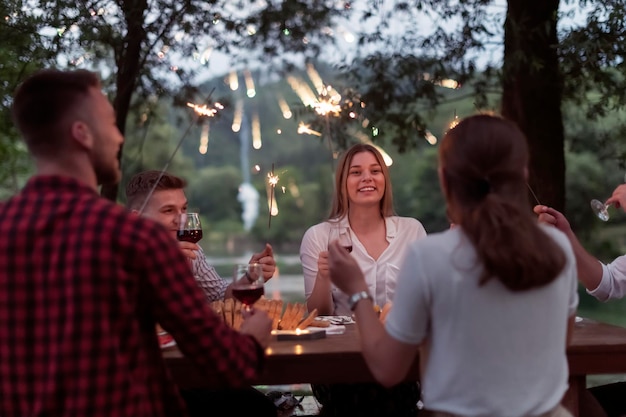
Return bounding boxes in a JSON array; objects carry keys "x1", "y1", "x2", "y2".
[
  {"x1": 590, "y1": 199, "x2": 611, "y2": 221},
  {"x1": 177, "y1": 213, "x2": 203, "y2": 243},
  {"x1": 591, "y1": 175, "x2": 626, "y2": 221},
  {"x1": 328, "y1": 225, "x2": 353, "y2": 253},
  {"x1": 232, "y1": 263, "x2": 265, "y2": 312}
]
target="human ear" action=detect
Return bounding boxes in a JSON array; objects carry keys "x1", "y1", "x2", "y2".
[{"x1": 70, "y1": 121, "x2": 93, "y2": 150}]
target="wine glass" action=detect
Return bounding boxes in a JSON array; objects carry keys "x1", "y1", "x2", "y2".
[
  {"x1": 328, "y1": 225, "x2": 353, "y2": 253},
  {"x1": 591, "y1": 173, "x2": 626, "y2": 221},
  {"x1": 232, "y1": 263, "x2": 265, "y2": 312},
  {"x1": 177, "y1": 213, "x2": 203, "y2": 243},
  {"x1": 590, "y1": 199, "x2": 611, "y2": 222}
]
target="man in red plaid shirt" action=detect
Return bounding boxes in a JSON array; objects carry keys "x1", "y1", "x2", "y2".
[{"x1": 0, "y1": 69, "x2": 273, "y2": 417}]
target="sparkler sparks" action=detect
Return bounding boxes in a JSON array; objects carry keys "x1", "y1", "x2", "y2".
[
  {"x1": 267, "y1": 164, "x2": 279, "y2": 229},
  {"x1": 448, "y1": 111, "x2": 460, "y2": 131},
  {"x1": 297, "y1": 122, "x2": 322, "y2": 136},
  {"x1": 187, "y1": 101, "x2": 224, "y2": 117},
  {"x1": 312, "y1": 86, "x2": 342, "y2": 117}
]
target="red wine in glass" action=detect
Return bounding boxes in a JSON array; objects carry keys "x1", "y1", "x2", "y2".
[
  {"x1": 177, "y1": 229, "x2": 203, "y2": 243},
  {"x1": 178, "y1": 213, "x2": 202, "y2": 242},
  {"x1": 232, "y1": 263, "x2": 264, "y2": 311},
  {"x1": 232, "y1": 286, "x2": 265, "y2": 306}
]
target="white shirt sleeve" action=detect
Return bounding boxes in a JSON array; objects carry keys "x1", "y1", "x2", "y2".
[
  {"x1": 300, "y1": 224, "x2": 328, "y2": 300},
  {"x1": 587, "y1": 254, "x2": 626, "y2": 301}
]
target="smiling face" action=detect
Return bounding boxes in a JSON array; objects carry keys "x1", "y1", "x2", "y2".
[
  {"x1": 139, "y1": 188, "x2": 189, "y2": 238},
  {"x1": 345, "y1": 150, "x2": 386, "y2": 208}
]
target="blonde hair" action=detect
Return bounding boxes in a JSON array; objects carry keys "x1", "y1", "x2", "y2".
[{"x1": 328, "y1": 144, "x2": 395, "y2": 220}]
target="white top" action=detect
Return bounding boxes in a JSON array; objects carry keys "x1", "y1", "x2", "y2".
[
  {"x1": 386, "y1": 225, "x2": 578, "y2": 417},
  {"x1": 300, "y1": 216, "x2": 427, "y2": 316},
  {"x1": 588, "y1": 255, "x2": 626, "y2": 301}
]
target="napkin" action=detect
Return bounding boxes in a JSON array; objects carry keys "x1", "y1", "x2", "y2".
[{"x1": 316, "y1": 315, "x2": 355, "y2": 325}]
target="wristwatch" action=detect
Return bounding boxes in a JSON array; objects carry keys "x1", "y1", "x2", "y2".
[{"x1": 348, "y1": 290, "x2": 373, "y2": 311}]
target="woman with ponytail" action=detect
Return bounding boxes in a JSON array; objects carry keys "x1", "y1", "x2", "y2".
[{"x1": 328, "y1": 114, "x2": 578, "y2": 417}]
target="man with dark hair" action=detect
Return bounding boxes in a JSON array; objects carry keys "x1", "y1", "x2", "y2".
[
  {"x1": 125, "y1": 170, "x2": 276, "y2": 302},
  {"x1": 0, "y1": 69, "x2": 273, "y2": 417}
]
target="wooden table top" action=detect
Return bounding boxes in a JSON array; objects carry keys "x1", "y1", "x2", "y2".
[
  {"x1": 163, "y1": 317, "x2": 626, "y2": 388},
  {"x1": 568, "y1": 317, "x2": 626, "y2": 374}
]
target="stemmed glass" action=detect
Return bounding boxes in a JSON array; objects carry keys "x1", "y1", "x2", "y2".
[
  {"x1": 232, "y1": 263, "x2": 265, "y2": 312},
  {"x1": 590, "y1": 199, "x2": 611, "y2": 222},
  {"x1": 328, "y1": 225, "x2": 353, "y2": 253},
  {"x1": 177, "y1": 213, "x2": 203, "y2": 243},
  {"x1": 591, "y1": 173, "x2": 626, "y2": 221}
]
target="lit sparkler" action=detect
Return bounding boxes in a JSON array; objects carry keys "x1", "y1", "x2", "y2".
[
  {"x1": 297, "y1": 122, "x2": 322, "y2": 136},
  {"x1": 138, "y1": 89, "x2": 217, "y2": 214},
  {"x1": 312, "y1": 85, "x2": 341, "y2": 117},
  {"x1": 267, "y1": 164, "x2": 279, "y2": 228},
  {"x1": 186, "y1": 101, "x2": 224, "y2": 117},
  {"x1": 448, "y1": 110, "x2": 460, "y2": 131}
]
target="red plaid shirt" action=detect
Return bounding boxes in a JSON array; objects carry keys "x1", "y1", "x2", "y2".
[{"x1": 0, "y1": 176, "x2": 263, "y2": 417}]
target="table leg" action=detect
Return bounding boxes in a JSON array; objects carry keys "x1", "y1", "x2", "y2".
[{"x1": 562, "y1": 375, "x2": 585, "y2": 417}]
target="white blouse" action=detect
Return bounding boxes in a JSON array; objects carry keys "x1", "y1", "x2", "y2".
[{"x1": 299, "y1": 216, "x2": 427, "y2": 316}]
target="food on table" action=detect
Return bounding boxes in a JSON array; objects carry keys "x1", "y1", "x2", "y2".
[
  {"x1": 209, "y1": 297, "x2": 318, "y2": 331},
  {"x1": 308, "y1": 318, "x2": 331, "y2": 328}
]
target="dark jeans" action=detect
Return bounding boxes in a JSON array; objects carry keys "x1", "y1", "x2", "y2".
[
  {"x1": 589, "y1": 382, "x2": 626, "y2": 417},
  {"x1": 312, "y1": 381, "x2": 420, "y2": 417},
  {"x1": 180, "y1": 387, "x2": 277, "y2": 417}
]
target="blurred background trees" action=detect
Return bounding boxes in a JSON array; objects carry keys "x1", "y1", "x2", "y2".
[{"x1": 2, "y1": 0, "x2": 626, "y2": 261}]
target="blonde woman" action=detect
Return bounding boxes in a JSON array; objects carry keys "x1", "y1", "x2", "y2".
[
  {"x1": 301, "y1": 144, "x2": 427, "y2": 316},
  {"x1": 300, "y1": 143, "x2": 427, "y2": 416},
  {"x1": 329, "y1": 115, "x2": 578, "y2": 417}
]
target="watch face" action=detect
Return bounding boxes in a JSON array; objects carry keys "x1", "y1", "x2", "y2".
[{"x1": 349, "y1": 291, "x2": 372, "y2": 311}]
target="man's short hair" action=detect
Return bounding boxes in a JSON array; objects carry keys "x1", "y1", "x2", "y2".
[
  {"x1": 125, "y1": 170, "x2": 187, "y2": 210},
  {"x1": 11, "y1": 69, "x2": 100, "y2": 155}
]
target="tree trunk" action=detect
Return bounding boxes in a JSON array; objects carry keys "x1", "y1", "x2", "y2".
[
  {"x1": 501, "y1": 0, "x2": 565, "y2": 212},
  {"x1": 100, "y1": 0, "x2": 148, "y2": 202}
]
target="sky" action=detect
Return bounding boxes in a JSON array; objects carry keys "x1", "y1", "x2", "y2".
[{"x1": 198, "y1": 0, "x2": 590, "y2": 84}]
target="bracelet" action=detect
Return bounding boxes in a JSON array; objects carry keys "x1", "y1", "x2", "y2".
[{"x1": 348, "y1": 290, "x2": 373, "y2": 311}]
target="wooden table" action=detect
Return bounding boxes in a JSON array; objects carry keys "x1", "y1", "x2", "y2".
[
  {"x1": 163, "y1": 317, "x2": 626, "y2": 416},
  {"x1": 564, "y1": 318, "x2": 626, "y2": 416}
]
